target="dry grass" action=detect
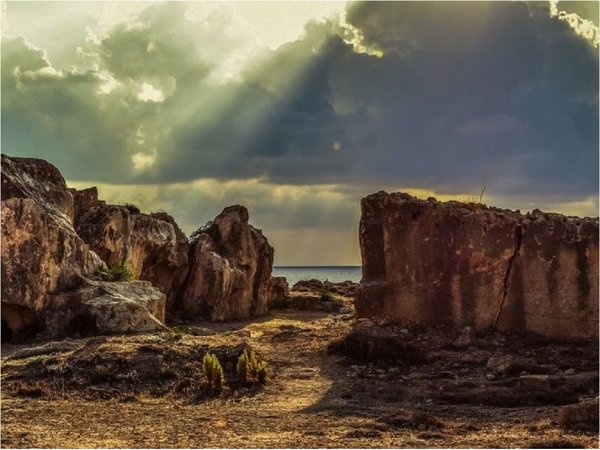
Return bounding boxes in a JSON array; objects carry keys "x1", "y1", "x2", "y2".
[{"x1": 1, "y1": 310, "x2": 598, "y2": 449}]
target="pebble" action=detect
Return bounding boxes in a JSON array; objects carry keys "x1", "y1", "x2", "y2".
[{"x1": 564, "y1": 368, "x2": 575, "y2": 376}]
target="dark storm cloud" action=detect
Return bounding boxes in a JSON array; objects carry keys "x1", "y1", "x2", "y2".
[
  {"x1": 153, "y1": 1, "x2": 599, "y2": 199},
  {"x1": 2, "y1": 1, "x2": 598, "y2": 202}
]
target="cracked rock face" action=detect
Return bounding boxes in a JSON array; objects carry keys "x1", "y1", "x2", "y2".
[
  {"x1": 1, "y1": 155, "x2": 166, "y2": 341},
  {"x1": 181, "y1": 205, "x2": 285, "y2": 321},
  {"x1": 1, "y1": 157, "x2": 106, "y2": 340},
  {"x1": 356, "y1": 192, "x2": 599, "y2": 339}
]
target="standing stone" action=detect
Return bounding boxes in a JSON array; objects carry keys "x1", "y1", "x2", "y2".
[
  {"x1": 181, "y1": 205, "x2": 280, "y2": 321},
  {"x1": 356, "y1": 192, "x2": 598, "y2": 339}
]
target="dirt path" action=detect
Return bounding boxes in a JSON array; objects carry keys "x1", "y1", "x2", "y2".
[{"x1": 1, "y1": 311, "x2": 598, "y2": 448}]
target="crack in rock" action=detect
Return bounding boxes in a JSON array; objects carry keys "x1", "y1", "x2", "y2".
[{"x1": 494, "y1": 222, "x2": 523, "y2": 329}]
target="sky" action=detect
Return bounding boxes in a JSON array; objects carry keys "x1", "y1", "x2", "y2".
[{"x1": 1, "y1": 1, "x2": 598, "y2": 266}]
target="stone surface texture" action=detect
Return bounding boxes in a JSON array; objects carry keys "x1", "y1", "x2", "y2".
[
  {"x1": 1, "y1": 156, "x2": 105, "y2": 339},
  {"x1": 41, "y1": 279, "x2": 166, "y2": 338},
  {"x1": 356, "y1": 192, "x2": 599, "y2": 339},
  {"x1": 75, "y1": 201, "x2": 189, "y2": 310},
  {"x1": 181, "y1": 205, "x2": 281, "y2": 321},
  {"x1": 2, "y1": 155, "x2": 286, "y2": 339}
]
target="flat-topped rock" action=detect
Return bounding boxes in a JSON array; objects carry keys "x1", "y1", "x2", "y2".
[{"x1": 356, "y1": 191, "x2": 599, "y2": 339}]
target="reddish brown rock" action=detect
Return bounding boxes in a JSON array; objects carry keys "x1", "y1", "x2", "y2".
[
  {"x1": 265, "y1": 276, "x2": 290, "y2": 308},
  {"x1": 356, "y1": 192, "x2": 599, "y2": 339},
  {"x1": 180, "y1": 205, "x2": 281, "y2": 321},
  {"x1": 75, "y1": 202, "x2": 189, "y2": 310},
  {"x1": 1, "y1": 155, "x2": 285, "y2": 338},
  {"x1": 69, "y1": 186, "x2": 103, "y2": 226}
]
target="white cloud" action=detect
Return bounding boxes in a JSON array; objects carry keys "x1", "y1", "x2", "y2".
[
  {"x1": 138, "y1": 82, "x2": 164, "y2": 102},
  {"x1": 549, "y1": 0, "x2": 599, "y2": 47},
  {"x1": 131, "y1": 152, "x2": 156, "y2": 170},
  {"x1": 97, "y1": 72, "x2": 119, "y2": 94}
]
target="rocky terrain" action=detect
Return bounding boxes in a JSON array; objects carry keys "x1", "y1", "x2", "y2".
[{"x1": 1, "y1": 158, "x2": 598, "y2": 448}]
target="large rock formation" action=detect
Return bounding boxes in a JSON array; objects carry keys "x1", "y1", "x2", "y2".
[
  {"x1": 356, "y1": 192, "x2": 599, "y2": 339},
  {"x1": 1, "y1": 155, "x2": 286, "y2": 340},
  {"x1": 1, "y1": 156, "x2": 106, "y2": 340},
  {"x1": 73, "y1": 192, "x2": 189, "y2": 310},
  {"x1": 181, "y1": 206, "x2": 281, "y2": 321},
  {"x1": 1, "y1": 156, "x2": 166, "y2": 341}
]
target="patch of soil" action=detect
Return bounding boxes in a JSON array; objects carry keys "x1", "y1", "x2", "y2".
[
  {"x1": 1, "y1": 310, "x2": 598, "y2": 448},
  {"x1": 2, "y1": 333, "x2": 264, "y2": 401}
]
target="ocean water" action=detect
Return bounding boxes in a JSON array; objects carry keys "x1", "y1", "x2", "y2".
[{"x1": 272, "y1": 266, "x2": 362, "y2": 286}]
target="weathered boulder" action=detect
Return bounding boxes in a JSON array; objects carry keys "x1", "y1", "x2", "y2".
[
  {"x1": 41, "y1": 279, "x2": 166, "y2": 338},
  {"x1": 1, "y1": 156, "x2": 106, "y2": 340},
  {"x1": 1, "y1": 154, "x2": 286, "y2": 338},
  {"x1": 356, "y1": 192, "x2": 599, "y2": 339},
  {"x1": 75, "y1": 201, "x2": 189, "y2": 310},
  {"x1": 265, "y1": 276, "x2": 289, "y2": 308},
  {"x1": 180, "y1": 205, "x2": 280, "y2": 321}
]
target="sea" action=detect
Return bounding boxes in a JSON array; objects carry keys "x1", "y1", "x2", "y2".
[{"x1": 272, "y1": 266, "x2": 362, "y2": 286}]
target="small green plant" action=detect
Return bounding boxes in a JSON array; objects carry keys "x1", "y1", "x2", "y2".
[
  {"x1": 236, "y1": 348, "x2": 268, "y2": 385},
  {"x1": 95, "y1": 267, "x2": 110, "y2": 279},
  {"x1": 96, "y1": 262, "x2": 135, "y2": 282},
  {"x1": 236, "y1": 351, "x2": 249, "y2": 384},
  {"x1": 202, "y1": 353, "x2": 224, "y2": 392},
  {"x1": 110, "y1": 262, "x2": 135, "y2": 281},
  {"x1": 256, "y1": 361, "x2": 268, "y2": 385}
]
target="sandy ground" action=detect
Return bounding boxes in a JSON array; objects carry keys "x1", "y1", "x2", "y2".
[{"x1": 1, "y1": 310, "x2": 598, "y2": 448}]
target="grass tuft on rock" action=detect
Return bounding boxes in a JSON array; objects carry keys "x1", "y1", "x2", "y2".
[{"x1": 96, "y1": 262, "x2": 135, "y2": 282}]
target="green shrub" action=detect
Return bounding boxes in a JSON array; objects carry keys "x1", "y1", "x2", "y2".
[
  {"x1": 202, "y1": 353, "x2": 224, "y2": 392},
  {"x1": 236, "y1": 348, "x2": 268, "y2": 385},
  {"x1": 110, "y1": 262, "x2": 135, "y2": 281},
  {"x1": 95, "y1": 267, "x2": 110, "y2": 279},
  {"x1": 96, "y1": 262, "x2": 135, "y2": 282}
]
